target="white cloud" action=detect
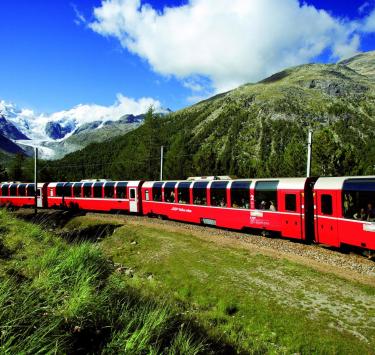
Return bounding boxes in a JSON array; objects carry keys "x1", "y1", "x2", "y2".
[
  {"x1": 88, "y1": 0, "x2": 374, "y2": 94},
  {"x1": 362, "y1": 8, "x2": 375, "y2": 31}
]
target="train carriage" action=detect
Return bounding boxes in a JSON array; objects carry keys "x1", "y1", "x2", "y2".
[
  {"x1": 314, "y1": 176, "x2": 375, "y2": 250},
  {"x1": 141, "y1": 177, "x2": 317, "y2": 240},
  {"x1": 0, "y1": 182, "x2": 48, "y2": 208},
  {"x1": 46, "y1": 180, "x2": 143, "y2": 213}
]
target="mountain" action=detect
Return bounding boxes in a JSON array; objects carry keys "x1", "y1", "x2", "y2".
[
  {"x1": 46, "y1": 50, "x2": 375, "y2": 181},
  {"x1": 0, "y1": 115, "x2": 29, "y2": 140},
  {"x1": 0, "y1": 132, "x2": 25, "y2": 155}
]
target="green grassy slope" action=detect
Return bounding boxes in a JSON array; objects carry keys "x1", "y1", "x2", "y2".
[
  {"x1": 42, "y1": 50, "x2": 375, "y2": 181},
  {"x1": 70, "y1": 214, "x2": 375, "y2": 354},
  {"x1": 0, "y1": 210, "x2": 209, "y2": 354}
]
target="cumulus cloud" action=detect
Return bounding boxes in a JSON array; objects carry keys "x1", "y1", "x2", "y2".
[
  {"x1": 88, "y1": 0, "x2": 374, "y2": 94},
  {"x1": 362, "y1": 8, "x2": 375, "y2": 32}
]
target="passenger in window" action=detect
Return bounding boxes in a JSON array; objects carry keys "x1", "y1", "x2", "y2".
[
  {"x1": 354, "y1": 208, "x2": 367, "y2": 221},
  {"x1": 344, "y1": 194, "x2": 355, "y2": 217},
  {"x1": 260, "y1": 200, "x2": 267, "y2": 210},
  {"x1": 170, "y1": 191, "x2": 175, "y2": 202},
  {"x1": 366, "y1": 203, "x2": 375, "y2": 221},
  {"x1": 219, "y1": 198, "x2": 226, "y2": 207},
  {"x1": 269, "y1": 201, "x2": 276, "y2": 211}
]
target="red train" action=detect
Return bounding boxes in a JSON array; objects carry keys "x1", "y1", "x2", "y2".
[{"x1": 0, "y1": 176, "x2": 374, "y2": 252}]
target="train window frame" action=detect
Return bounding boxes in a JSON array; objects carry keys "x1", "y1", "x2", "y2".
[
  {"x1": 285, "y1": 194, "x2": 297, "y2": 212},
  {"x1": 116, "y1": 182, "x2": 127, "y2": 199},
  {"x1": 210, "y1": 181, "x2": 228, "y2": 207},
  {"x1": 63, "y1": 183, "x2": 73, "y2": 198},
  {"x1": 56, "y1": 183, "x2": 65, "y2": 197},
  {"x1": 1, "y1": 184, "x2": 9, "y2": 197},
  {"x1": 83, "y1": 183, "x2": 92, "y2": 198},
  {"x1": 18, "y1": 184, "x2": 27, "y2": 197},
  {"x1": 73, "y1": 183, "x2": 82, "y2": 198},
  {"x1": 152, "y1": 182, "x2": 163, "y2": 202},
  {"x1": 9, "y1": 184, "x2": 18, "y2": 196},
  {"x1": 321, "y1": 194, "x2": 333, "y2": 215},
  {"x1": 93, "y1": 183, "x2": 103, "y2": 198},
  {"x1": 28, "y1": 184, "x2": 35, "y2": 197},
  {"x1": 342, "y1": 179, "x2": 375, "y2": 220},
  {"x1": 230, "y1": 181, "x2": 251, "y2": 209},
  {"x1": 104, "y1": 183, "x2": 115, "y2": 199},
  {"x1": 193, "y1": 181, "x2": 208, "y2": 206},
  {"x1": 254, "y1": 181, "x2": 279, "y2": 210},
  {"x1": 177, "y1": 182, "x2": 191, "y2": 204},
  {"x1": 164, "y1": 182, "x2": 176, "y2": 203}
]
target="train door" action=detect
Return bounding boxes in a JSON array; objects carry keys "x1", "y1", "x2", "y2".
[
  {"x1": 315, "y1": 191, "x2": 339, "y2": 247},
  {"x1": 129, "y1": 188, "x2": 138, "y2": 213}
]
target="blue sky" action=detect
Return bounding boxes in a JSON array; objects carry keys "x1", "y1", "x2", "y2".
[{"x1": 0, "y1": 0, "x2": 374, "y2": 114}]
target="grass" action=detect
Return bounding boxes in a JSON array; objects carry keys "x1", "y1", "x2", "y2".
[
  {"x1": 0, "y1": 210, "x2": 210, "y2": 354},
  {"x1": 93, "y1": 216, "x2": 375, "y2": 354},
  {"x1": 3, "y1": 210, "x2": 375, "y2": 354}
]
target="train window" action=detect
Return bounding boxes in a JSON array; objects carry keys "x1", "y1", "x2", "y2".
[
  {"x1": 230, "y1": 181, "x2": 251, "y2": 209},
  {"x1": 93, "y1": 183, "x2": 103, "y2": 198},
  {"x1": 104, "y1": 183, "x2": 115, "y2": 198},
  {"x1": 63, "y1": 183, "x2": 73, "y2": 197},
  {"x1": 193, "y1": 181, "x2": 208, "y2": 206},
  {"x1": 56, "y1": 183, "x2": 64, "y2": 197},
  {"x1": 152, "y1": 182, "x2": 163, "y2": 202},
  {"x1": 285, "y1": 194, "x2": 297, "y2": 212},
  {"x1": 83, "y1": 183, "x2": 92, "y2": 198},
  {"x1": 116, "y1": 182, "x2": 127, "y2": 199},
  {"x1": 9, "y1": 184, "x2": 18, "y2": 196},
  {"x1": 28, "y1": 184, "x2": 35, "y2": 197},
  {"x1": 145, "y1": 190, "x2": 150, "y2": 201},
  {"x1": 164, "y1": 182, "x2": 176, "y2": 203},
  {"x1": 255, "y1": 181, "x2": 278, "y2": 211},
  {"x1": 321, "y1": 194, "x2": 333, "y2": 215},
  {"x1": 342, "y1": 178, "x2": 375, "y2": 220},
  {"x1": 73, "y1": 183, "x2": 82, "y2": 198},
  {"x1": 210, "y1": 181, "x2": 228, "y2": 207},
  {"x1": 1, "y1": 184, "x2": 9, "y2": 196},
  {"x1": 18, "y1": 184, "x2": 27, "y2": 197},
  {"x1": 130, "y1": 189, "x2": 135, "y2": 199},
  {"x1": 178, "y1": 182, "x2": 191, "y2": 204}
]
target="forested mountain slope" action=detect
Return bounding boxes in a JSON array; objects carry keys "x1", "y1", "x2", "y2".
[{"x1": 46, "y1": 51, "x2": 375, "y2": 181}]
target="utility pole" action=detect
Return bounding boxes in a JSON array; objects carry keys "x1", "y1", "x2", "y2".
[
  {"x1": 34, "y1": 147, "x2": 38, "y2": 214},
  {"x1": 306, "y1": 129, "x2": 312, "y2": 178},
  {"x1": 160, "y1": 145, "x2": 164, "y2": 181}
]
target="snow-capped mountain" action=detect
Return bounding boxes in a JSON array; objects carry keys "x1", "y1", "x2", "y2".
[{"x1": 0, "y1": 95, "x2": 170, "y2": 159}]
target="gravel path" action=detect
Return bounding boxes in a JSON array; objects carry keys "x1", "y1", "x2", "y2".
[{"x1": 88, "y1": 213, "x2": 375, "y2": 283}]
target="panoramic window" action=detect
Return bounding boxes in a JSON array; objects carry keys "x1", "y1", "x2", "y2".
[
  {"x1": 152, "y1": 182, "x2": 163, "y2": 202},
  {"x1": 73, "y1": 183, "x2": 82, "y2": 197},
  {"x1": 230, "y1": 181, "x2": 251, "y2": 209},
  {"x1": 28, "y1": 184, "x2": 35, "y2": 197},
  {"x1": 177, "y1": 182, "x2": 191, "y2": 204},
  {"x1": 254, "y1": 181, "x2": 278, "y2": 211},
  {"x1": 116, "y1": 182, "x2": 127, "y2": 199},
  {"x1": 193, "y1": 182, "x2": 208, "y2": 206},
  {"x1": 104, "y1": 183, "x2": 115, "y2": 198},
  {"x1": 56, "y1": 183, "x2": 64, "y2": 197},
  {"x1": 285, "y1": 194, "x2": 297, "y2": 212},
  {"x1": 93, "y1": 183, "x2": 103, "y2": 198},
  {"x1": 164, "y1": 182, "x2": 176, "y2": 203},
  {"x1": 18, "y1": 184, "x2": 27, "y2": 197},
  {"x1": 342, "y1": 179, "x2": 375, "y2": 221},
  {"x1": 9, "y1": 184, "x2": 17, "y2": 196},
  {"x1": 321, "y1": 194, "x2": 333, "y2": 215},
  {"x1": 83, "y1": 183, "x2": 92, "y2": 198},
  {"x1": 63, "y1": 183, "x2": 72, "y2": 197},
  {"x1": 1, "y1": 185, "x2": 9, "y2": 197},
  {"x1": 210, "y1": 181, "x2": 228, "y2": 207}
]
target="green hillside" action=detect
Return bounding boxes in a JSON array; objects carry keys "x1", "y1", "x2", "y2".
[{"x1": 46, "y1": 50, "x2": 375, "y2": 181}]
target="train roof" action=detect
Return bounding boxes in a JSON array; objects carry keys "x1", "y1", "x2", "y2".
[{"x1": 314, "y1": 176, "x2": 375, "y2": 190}]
